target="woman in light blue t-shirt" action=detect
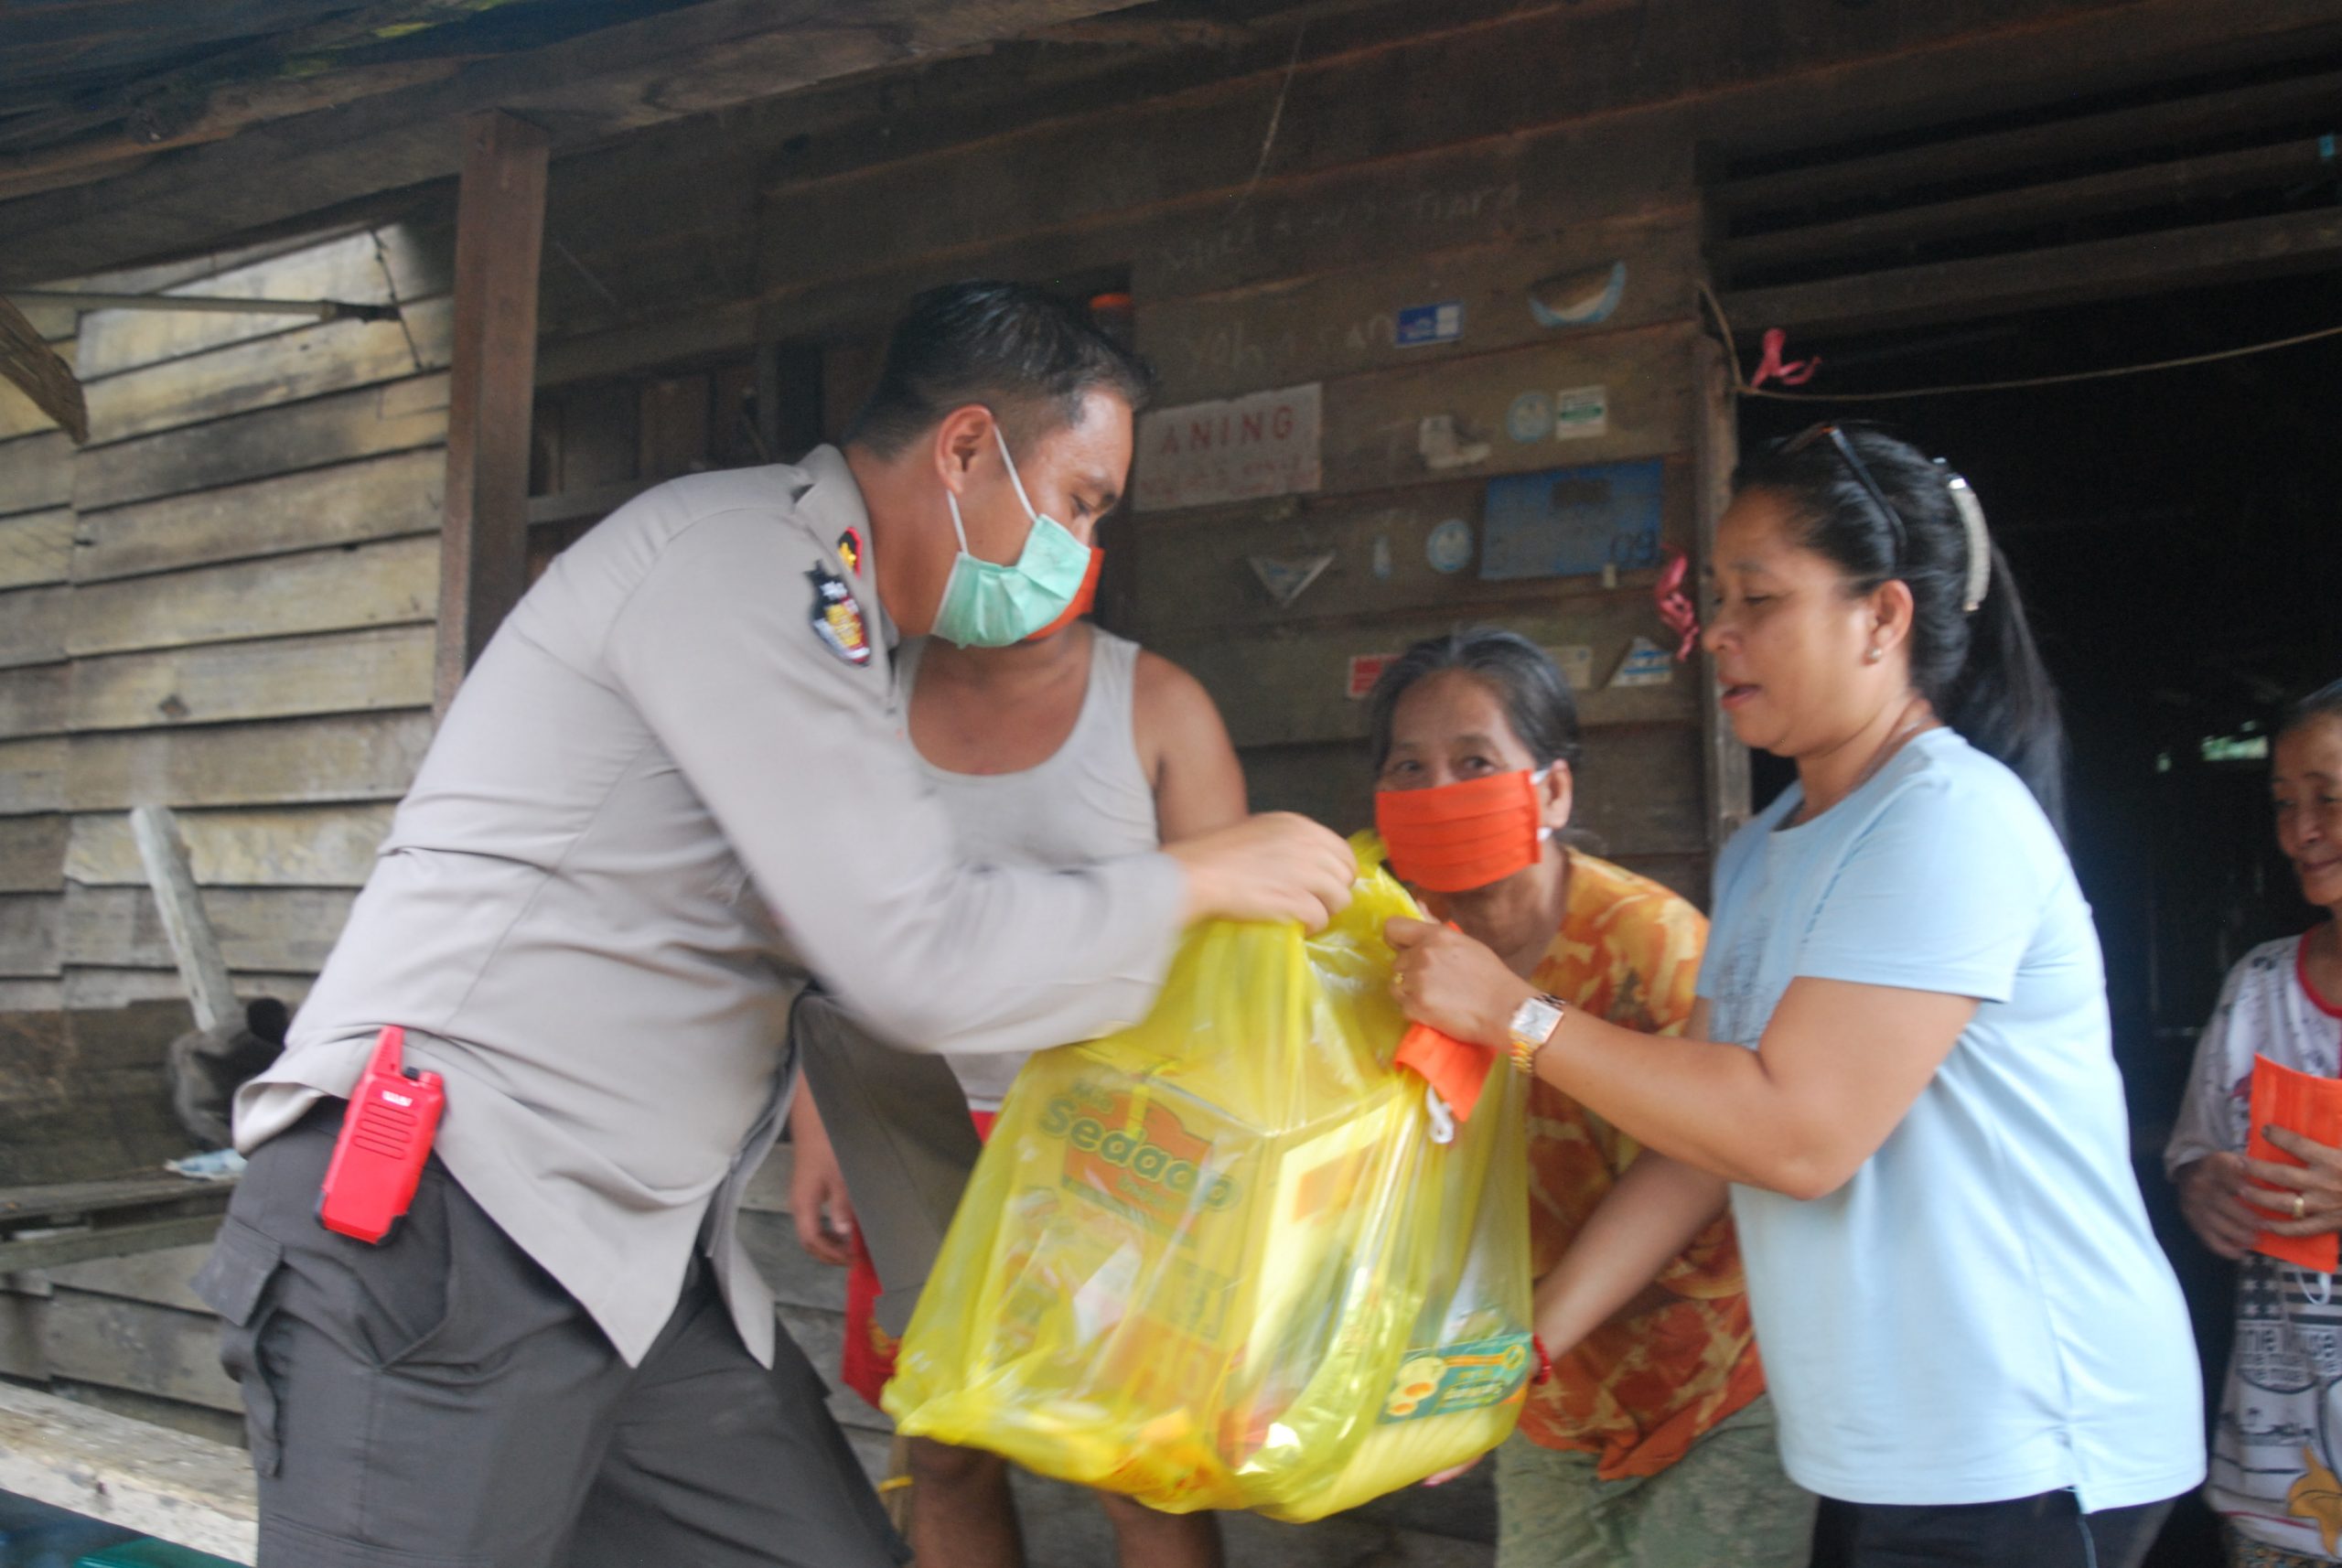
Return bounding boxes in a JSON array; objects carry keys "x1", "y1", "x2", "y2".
[{"x1": 1388, "y1": 424, "x2": 2203, "y2": 1568}]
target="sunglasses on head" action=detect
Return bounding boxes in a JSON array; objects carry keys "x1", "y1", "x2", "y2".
[{"x1": 1781, "y1": 422, "x2": 1908, "y2": 563}]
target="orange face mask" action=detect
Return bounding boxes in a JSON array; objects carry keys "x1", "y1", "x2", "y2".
[
  {"x1": 1374, "y1": 769, "x2": 1550, "y2": 892},
  {"x1": 1022, "y1": 547, "x2": 1103, "y2": 643}
]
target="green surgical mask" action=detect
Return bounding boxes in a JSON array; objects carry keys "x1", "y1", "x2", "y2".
[{"x1": 931, "y1": 424, "x2": 1098, "y2": 649}]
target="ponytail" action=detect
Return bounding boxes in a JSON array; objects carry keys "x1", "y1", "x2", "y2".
[
  {"x1": 1736, "y1": 425, "x2": 2068, "y2": 834},
  {"x1": 1943, "y1": 540, "x2": 2066, "y2": 834}
]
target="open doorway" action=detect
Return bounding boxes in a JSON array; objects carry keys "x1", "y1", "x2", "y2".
[{"x1": 1737, "y1": 269, "x2": 2342, "y2": 1565}]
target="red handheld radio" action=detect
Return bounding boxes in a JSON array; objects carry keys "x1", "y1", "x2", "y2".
[{"x1": 318, "y1": 1026, "x2": 444, "y2": 1244}]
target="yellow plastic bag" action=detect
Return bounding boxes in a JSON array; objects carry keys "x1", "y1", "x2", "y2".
[{"x1": 884, "y1": 836, "x2": 1531, "y2": 1522}]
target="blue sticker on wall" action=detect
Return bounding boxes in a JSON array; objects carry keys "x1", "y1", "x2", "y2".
[
  {"x1": 1478, "y1": 459, "x2": 1665, "y2": 582},
  {"x1": 1395, "y1": 301, "x2": 1464, "y2": 348}
]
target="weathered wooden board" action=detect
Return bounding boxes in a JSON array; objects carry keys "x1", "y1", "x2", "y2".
[
  {"x1": 0, "y1": 979, "x2": 61, "y2": 1012},
  {"x1": 0, "y1": 815, "x2": 67, "y2": 894},
  {"x1": 761, "y1": 12, "x2": 1687, "y2": 296},
  {"x1": 0, "y1": 1001, "x2": 191, "y2": 1182},
  {"x1": 0, "y1": 663, "x2": 71, "y2": 739},
  {"x1": 1308, "y1": 324, "x2": 1696, "y2": 500},
  {"x1": 60, "y1": 969, "x2": 314, "y2": 1014},
  {"x1": 36, "y1": 1293, "x2": 238, "y2": 1412},
  {"x1": 1570, "y1": 725, "x2": 1712, "y2": 859},
  {"x1": 0, "y1": 737, "x2": 67, "y2": 815},
  {"x1": 70, "y1": 626, "x2": 433, "y2": 732},
  {"x1": 0, "y1": 340, "x2": 77, "y2": 442},
  {"x1": 65, "y1": 535, "x2": 437, "y2": 660},
  {"x1": 42, "y1": 1243, "x2": 214, "y2": 1315},
  {"x1": 82, "y1": 296, "x2": 455, "y2": 447},
  {"x1": 73, "y1": 448, "x2": 445, "y2": 583},
  {"x1": 1136, "y1": 206, "x2": 1701, "y2": 404},
  {"x1": 0, "y1": 892, "x2": 63, "y2": 977},
  {"x1": 0, "y1": 509, "x2": 73, "y2": 590},
  {"x1": 1123, "y1": 468, "x2": 1693, "y2": 640},
  {"x1": 74, "y1": 373, "x2": 449, "y2": 512},
  {"x1": 0, "y1": 585, "x2": 66, "y2": 670},
  {"x1": 1240, "y1": 738, "x2": 1370, "y2": 833},
  {"x1": 64, "y1": 711, "x2": 434, "y2": 812},
  {"x1": 0, "y1": 1380, "x2": 256, "y2": 1564},
  {"x1": 751, "y1": 109, "x2": 1694, "y2": 351},
  {"x1": 0, "y1": 433, "x2": 74, "y2": 517},
  {"x1": 1611, "y1": 852, "x2": 1707, "y2": 908},
  {"x1": 27, "y1": 1380, "x2": 247, "y2": 1455},
  {"x1": 75, "y1": 225, "x2": 454, "y2": 381},
  {"x1": 67, "y1": 804, "x2": 394, "y2": 889},
  {"x1": 1155, "y1": 604, "x2": 1701, "y2": 752},
  {"x1": 62, "y1": 885, "x2": 356, "y2": 974}
]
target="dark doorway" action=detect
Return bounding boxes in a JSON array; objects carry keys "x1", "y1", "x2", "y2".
[{"x1": 1737, "y1": 268, "x2": 2342, "y2": 1566}]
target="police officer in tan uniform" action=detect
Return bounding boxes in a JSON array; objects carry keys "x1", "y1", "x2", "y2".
[{"x1": 195, "y1": 283, "x2": 1354, "y2": 1568}]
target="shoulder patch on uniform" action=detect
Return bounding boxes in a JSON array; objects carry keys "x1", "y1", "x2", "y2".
[
  {"x1": 836, "y1": 527, "x2": 864, "y2": 575},
  {"x1": 809, "y1": 563, "x2": 872, "y2": 667}
]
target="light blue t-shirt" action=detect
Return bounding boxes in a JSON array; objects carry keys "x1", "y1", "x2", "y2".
[{"x1": 1699, "y1": 728, "x2": 2203, "y2": 1510}]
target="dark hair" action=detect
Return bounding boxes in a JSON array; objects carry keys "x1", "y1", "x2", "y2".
[
  {"x1": 1366, "y1": 629, "x2": 1584, "y2": 774},
  {"x1": 844, "y1": 280, "x2": 1155, "y2": 457},
  {"x1": 2280, "y1": 676, "x2": 2342, "y2": 742},
  {"x1": 1736, "y1": 424, "x2": 2068, "y2": 833}
]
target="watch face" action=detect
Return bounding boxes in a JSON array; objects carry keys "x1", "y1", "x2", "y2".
[{"x1": 1509, "y1": 996, "x2": 1560, "y2": 1046}]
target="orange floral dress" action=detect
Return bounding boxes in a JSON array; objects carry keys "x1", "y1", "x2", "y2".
[{"x1": 1516, "y1": 853, "x2": 1766, "y2": 1479}]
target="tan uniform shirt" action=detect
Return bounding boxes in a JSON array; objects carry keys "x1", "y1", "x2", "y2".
[{"x1": 236, "y1": 446, "x2": 1185, "y2": 1366}]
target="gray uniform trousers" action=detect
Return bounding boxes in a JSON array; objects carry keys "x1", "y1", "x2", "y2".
[{"x1": 195, "y1": 1101, "x2": 906, "y2": 1568}]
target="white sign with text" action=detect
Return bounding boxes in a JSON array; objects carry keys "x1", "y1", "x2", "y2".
[{"x1": 1133, "y1": 382, "x2": 1323, "y2": 512}]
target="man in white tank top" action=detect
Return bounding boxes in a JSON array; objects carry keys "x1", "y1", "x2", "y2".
[{"x1": 791, "y1": 616, "x2": 1245, "y2": 1568}]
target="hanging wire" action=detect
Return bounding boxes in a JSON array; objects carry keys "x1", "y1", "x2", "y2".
[{"x1": 1697, "y1": 280, "x2": 2342, "y2": 403}]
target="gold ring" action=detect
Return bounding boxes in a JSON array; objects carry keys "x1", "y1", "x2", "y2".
[{"x1": 2297, "y1": 1194, "x2": 2309, "y2": 1220}]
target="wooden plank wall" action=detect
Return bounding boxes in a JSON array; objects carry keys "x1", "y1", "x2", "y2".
[
  {"x1": 0, "y1": 217, "x2": 455, "y2": 1015},
  {"x1": 747, "y1": 15, "x2": 1726, "y2": 897}
]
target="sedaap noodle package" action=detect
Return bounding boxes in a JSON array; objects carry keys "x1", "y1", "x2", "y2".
[{"x1": 883, "y1": 836, "x2": 1531, "y2": 1521}]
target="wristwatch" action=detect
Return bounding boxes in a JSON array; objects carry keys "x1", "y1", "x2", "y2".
[{"x1": 1507, "y1": 993, "x2": 1566, "y2": 1077}]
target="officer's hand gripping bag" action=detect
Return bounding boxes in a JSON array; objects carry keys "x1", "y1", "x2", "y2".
[{"x1": 884, "y1": 835, "x2": 1532, "y2": 1521}]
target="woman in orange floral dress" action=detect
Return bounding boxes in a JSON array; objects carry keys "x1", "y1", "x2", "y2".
[{"x1": 1366, "y1": 629, "x2": 1814, "y2": 1568}]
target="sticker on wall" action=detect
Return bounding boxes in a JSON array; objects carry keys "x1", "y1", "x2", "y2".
[
  {"x1": 1418, "y1": 413, "x2": 1491, "y2": 471},
  {"x1": 1545, "y1": 644, "x2": 1596, "y2": 692},
  {"x1": 1552, "y1": 385, "x2": 1608, "y2": 441},
  {"x1": 1528, "y1": 260, "x2": 1627, "y2": 328},
  {"x1": 1347, "y1": 652, "x2": 1399, "y2": 700},
  {"x1": 1248, "y1": 553, "x2": 1335, "y2": 609},
  {"x1": 1478, "y1": 458, "x2": 1664, "y2": 582},
  {"x1": 1504, "y1": 390, "x2": 1554, "y2": 445},
  {"x1": 1425, "y1": 518, "x2": 1475, "y2": 575},
  {"x1": 1395, "y1": 301, "x2": 1465, "y2": 348},
  {"x1": 1371, "y1": 532, "x2": 1394, "y2": 580},
  {"x1": 1134, "y1": 382, "x2": 1322, "y2": 512},
  {"x1": 1607, "y1": 636, "x2": 1676, "y2": 690}
]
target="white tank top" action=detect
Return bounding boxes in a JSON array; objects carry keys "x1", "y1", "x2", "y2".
[{"x1": 897, "y1": 628, "x2": 1159, "y2": 1109}]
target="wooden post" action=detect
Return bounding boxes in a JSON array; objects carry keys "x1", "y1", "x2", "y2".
[
  {"x1": 129, "y1": 806, "x2": 236, "y2": 1033},
  {"x1": 435, "y1": 110, "x2": 549, "y2": 715},
  {"x1": 1691, "y1": 329, "x2": 1752, "y2": 857}
]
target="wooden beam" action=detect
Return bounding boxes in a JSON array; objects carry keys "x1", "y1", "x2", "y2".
[
  {"x1": 0, "y1": 0, "x2": 1158, "y2": 289},
  {"x1": 1716, "y1": 65, "x2": 2342, "y2": 217},
  {"x1": 1719, "y1": 137, "x2": 2338, "y2": 274},
  {"x1": 129, "y1": 805, "x2": 236, "y2": 1032},
  {"x1": 435, "y1": 111, "x2": 547, "y2": 714},
  {"x1": 1723, "y1": 205, "x2": 2342, "y2": 335},
  {"x1": 0, "y1": 1380, "x2": 255, "y2": 1564}
]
